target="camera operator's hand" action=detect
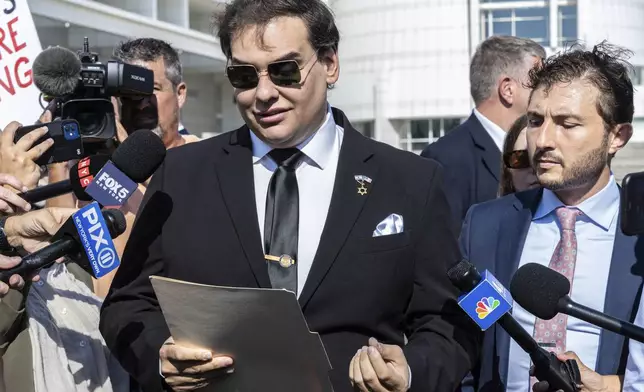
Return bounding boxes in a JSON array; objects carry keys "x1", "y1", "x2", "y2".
[
  {"x1": 0, "y1": 253, "x2": 33, "y2": 297},
  {"x1": 0, "y1": 121, "x2": 53, "y2": 190},
  {"x1": 4, "y1": 207, "x2": 76, "y2": 253},
  {"x1": 112, "y1": 97, "x2": 129, "y2": 143}
]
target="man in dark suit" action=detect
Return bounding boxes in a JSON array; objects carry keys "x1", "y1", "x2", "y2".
[
  {"x1": 421, "y1": 36, "x2": 545, "y2": 227},
  {"x1": 459, "y1": 43, "x2": 642, "y2": 391},
  {"x1": 99, "y1": 1, "x2": 479, "y2": 391}
]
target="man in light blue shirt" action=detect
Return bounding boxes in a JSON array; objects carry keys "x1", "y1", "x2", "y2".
[{"x1": 458, "y1": 42, "x2": 644, "y2": 391}]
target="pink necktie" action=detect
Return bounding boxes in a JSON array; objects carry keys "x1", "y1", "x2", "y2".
[{"x1": 529, "y1": 207, "x2": 581, "y2": 389}]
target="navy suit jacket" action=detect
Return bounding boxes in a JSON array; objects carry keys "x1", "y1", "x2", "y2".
[
  {"x1": 421, "y1": 114, "x2": 500, "y2": 230},
  {"x1": 460, "y1": 188, "x2": 644, "y2": 391}
]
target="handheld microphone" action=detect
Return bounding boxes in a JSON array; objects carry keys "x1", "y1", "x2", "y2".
[
  {"x1": 17, "y1": 130, "x2": 166, "y2": 205},
  {"x1": 32, "y1": 46, "x2": 82, "y2": 97},
  {"x1": 83, "y1": 130, "x2": 166, "y2": 207},
  {"x1": 448, "y1": 260, "x2": 579, "y2": 392},
  {"x1": 0, "y1": 203, "x2": 126, "y2": 283},
  {"x1": 510, "y1": 263, "x2": 644, "y2": 344}
]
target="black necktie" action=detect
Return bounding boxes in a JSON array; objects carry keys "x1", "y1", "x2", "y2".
[{"x1": 264, "y1": 148, "x2": 303, "y2": 294}]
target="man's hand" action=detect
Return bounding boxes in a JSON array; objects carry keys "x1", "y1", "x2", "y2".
[
  {"x1": 160, "y1": 336, "x2": 234, "y2": 391},
  {"x1": 0, "y1": 121, "x2": 53, "y2": 190},
  {"x1": 0, "y1": 253, "x2": 35, "y2": 297},
  {"x1": 532, "y1": 352, "x2": 621, "y2": 392},
  {"x1": 112, "y1": 97, "x2": 129, "y2": 143},
  {"x1": 349, "y1": 338, "x2": 410, "y2": 392},
  {"x1": 4, "y1": 207, "x2": 76, "y2": 253},
  {"x1": 0, "y1": 173, "x2": 31, "y2": 213}
]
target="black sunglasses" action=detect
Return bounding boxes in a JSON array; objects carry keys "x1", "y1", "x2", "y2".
[
  {"x1": 503, "y1": 150, "x2": 531, "y2": 169},
  {"x1": 225, "y1": 54, "x2": 317, "y2": 89}
]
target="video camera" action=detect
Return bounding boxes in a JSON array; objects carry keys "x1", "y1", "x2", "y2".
[{"x1": 33, "y1": 37, "x2": 154, "y2": 155}]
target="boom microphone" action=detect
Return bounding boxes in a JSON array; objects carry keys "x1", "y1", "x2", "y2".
[
  {"x1": 0, "y1": 205, "x2": 126, "y2": 283},
  {"x1": 510, "y1": 263, "x2": 644, "y2": 344},
  {"x1": 32, "y1": 46, "x2": 82, "y2": 97},
  {"x1": 447, "y1": 260, "x2": 580, "y2": 392}
]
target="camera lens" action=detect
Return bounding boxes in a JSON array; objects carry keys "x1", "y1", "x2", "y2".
[{"x1": 76, "y1": 111, "x2": 106, "y2": 136}]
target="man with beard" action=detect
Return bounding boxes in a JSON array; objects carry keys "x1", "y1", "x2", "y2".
[{"x1": 457, "y1": 42, "x2": 642, "y2": 391}]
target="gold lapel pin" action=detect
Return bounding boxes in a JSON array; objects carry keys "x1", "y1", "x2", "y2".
[{"x1": 354, "y1": 175, "x2": 372, "y2": 195}]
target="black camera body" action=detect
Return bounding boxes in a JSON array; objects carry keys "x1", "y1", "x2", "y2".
[{"x1": 50, "y1": 38, "x2": 154, "y2": 152}]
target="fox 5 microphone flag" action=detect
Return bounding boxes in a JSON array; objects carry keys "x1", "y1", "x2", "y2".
[
  {"x1": 72, "y1": 202, "x2": 120, "y2": 278},
  {"x1": 85, "y1": 161, "x2": 137, "y2": 207},
  {"x1": 458, "y1": 270, "x2": 514, "y2": 331}
]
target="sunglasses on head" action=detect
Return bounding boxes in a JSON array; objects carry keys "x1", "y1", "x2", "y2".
[
  {"x1": 225, "y1": 53, "x2": 317, "y2": 89},
  {"x1": 503, "y1": 150, "x2": 531, "y2": 169}
]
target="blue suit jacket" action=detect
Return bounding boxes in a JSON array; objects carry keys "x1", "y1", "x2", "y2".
[{"x1": 460, "y1": 187, "x2": 644, "y2": 391}]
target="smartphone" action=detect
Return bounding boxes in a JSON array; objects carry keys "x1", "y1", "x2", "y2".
[
  {"x1": 620, "y1": 171, "x2": 644, "y2": 236},
  {"x1": 14, "y1": 119, "x2": 84, "y2": 166}
]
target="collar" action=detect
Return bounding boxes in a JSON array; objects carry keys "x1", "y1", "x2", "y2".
[
  {"x1": 534, "y1": 174, "x2": 620, "y2": 231},
  {"x1": 473, "y1": 109, "x2": 505, "y2": 152},
  {"x1": 250, "y1": 104, "x2": 336, "y2": 169}
]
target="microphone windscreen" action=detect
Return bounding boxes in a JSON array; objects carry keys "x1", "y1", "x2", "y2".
[
  {"x1": 102, "y1": 209, "x2": 127, "y2": 238},
  {"x1": 32, "y1": 46, "x2": 82, "y2": 96},
  {"x1": 447, "y1": 259, "x2": 482, "y2": 292},
  {"x1": 509, "y1": 263, "x2": 571, "y2": 320},
  {"x1": 111, "y1": 130, "x2": 167, "y2": 183},
  {"x1": 69, "y1": 155, "x2": 111, "y2": 201}
]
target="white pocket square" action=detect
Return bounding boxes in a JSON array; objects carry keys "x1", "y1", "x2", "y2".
[{"x1": 373, "y1": 213, "x2": 404, "y2": 237}]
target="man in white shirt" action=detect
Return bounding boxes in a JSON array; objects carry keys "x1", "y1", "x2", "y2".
[
  {"x1": 422, "y1": 35, "x2": 545, "y2": 227},
  {"x1": 459, "y1": 42, "x2": 642, "y2": 391}
]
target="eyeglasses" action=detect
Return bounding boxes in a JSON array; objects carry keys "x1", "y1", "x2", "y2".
[
  {"x1": 503, "y1": 150, "x2": 531, "y2": 169},
  {"x1": 225, "y1": 54, "x2": 317, "y2": 89}
]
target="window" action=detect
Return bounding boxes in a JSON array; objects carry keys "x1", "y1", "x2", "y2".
[
  {"x1": 558, "y1": 5, "x2": 577, "y2": 47},
  {"x1": 399, "y1": 118, "x2": 464, "y2": 153},
  {"x1": 480, "y1": 1, "x2": 577, "y2": 48},
  {"x1": 482, "y1": 7, "x2": 549, "y2": 44}
]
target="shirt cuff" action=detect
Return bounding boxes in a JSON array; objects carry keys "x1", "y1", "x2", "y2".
[
  {"x1": 407, "y1": 365, "x2": 412, "y2": 390},
  {"x1": 160, "y1": 358, "x2": 164, "y2": 378}
]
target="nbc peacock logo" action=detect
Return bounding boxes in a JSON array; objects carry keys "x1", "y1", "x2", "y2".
[{"x1": 476, "y1": 296, "x2": 500, "y2": 319}]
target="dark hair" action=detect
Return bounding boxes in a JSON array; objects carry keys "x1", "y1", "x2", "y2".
[
  {"x1": 499, "y1": 114, "x2": 529, "y2": 196},
  {"x1": 470, "y1": 36, "x2": 546, "y2": 106},
  {"x1": 113, "y1": 38, "x2": 183, "y2": 89},
  {"x1": 215, "y1": 0, "x2": 340, "y2": 59},
  {"x1": 527, "y1": 41, "x2": 635, "y2": 129}
]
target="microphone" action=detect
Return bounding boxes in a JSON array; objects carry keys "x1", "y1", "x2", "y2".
[
  {"x1": 33, "y1": 46, "x2": 82, "y2": 97},
  {"x1": 448, "y1": 260, "x2": 580, "y2": 392},
  {"x1": 17, "y1": 130, "x2": 166, "y2": 205},
  {"x1": 18, "y1": 155, "x2": 110, "y2": 204},
  {"x1": 83, "y1": 130, "x2": 166, "y2": 207},
  {"x1": 510, "y1": 263, "x2": 644, "y2": 344},
  {"x1": 0, "y1": 203, "x2": 126, "y2": 283}
]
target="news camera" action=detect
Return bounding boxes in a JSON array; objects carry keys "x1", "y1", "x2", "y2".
[{"x1": 32, "y1": 37, "x2": 154, "y2": 155}]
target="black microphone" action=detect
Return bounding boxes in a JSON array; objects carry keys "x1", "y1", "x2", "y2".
[
  {"x1": 510, "y1": 263, "x2": 644, "y2": 344},
  {"x1": 448, "y1": 260, "x2": 579, "y2": 392},
  {"x1": 17, "y1": 130, "x2": 166, "y2": 204},
  {"x1": 33, "y1": 46, "x2": 82, "y2": 97},
  {"x1": 0, "y1": 209, "x2": 126, "y2": 283}
]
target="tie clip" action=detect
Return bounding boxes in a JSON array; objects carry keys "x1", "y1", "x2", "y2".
[{"x1": 265, "y1": 254, "x2": 296, "y2": 268}]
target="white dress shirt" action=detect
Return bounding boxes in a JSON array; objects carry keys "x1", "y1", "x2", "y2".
[
  {"x1": 624, "y1": 300, "x2": 644, "y2": 391},
  {"x1": 251, "y1": 105, "x2": 343, "y2": 297},
  {"x1": 473, "y1": 108, "x2": 506, "y2": 152},
  {"x1": 506, "y1": 176, "x2": 619, "y2": 392}
]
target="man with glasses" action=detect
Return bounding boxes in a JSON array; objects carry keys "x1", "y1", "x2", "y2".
[
  {"x1": 459, "y1": 42, "x2": 641, "y2": 392},
  {"x1": 100, "y1": 0, "x2": 479, "y2": 391}
]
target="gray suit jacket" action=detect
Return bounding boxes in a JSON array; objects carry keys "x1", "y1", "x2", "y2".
[{"x1": 0, "y1": 263, "x2": 93, "y2": 392}]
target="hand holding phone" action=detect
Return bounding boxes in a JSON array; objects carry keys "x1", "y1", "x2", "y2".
[
  {"x1": 13, "y1": 119, "x2": 84, "y2": 167},
  {"x1": 0, "y1": 122, "x2": 53, "y2": 190}
]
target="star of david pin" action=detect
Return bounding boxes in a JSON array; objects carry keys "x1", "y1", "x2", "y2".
[{"x1": 354, "y1": 175, "x2": 372, "y2": 196}]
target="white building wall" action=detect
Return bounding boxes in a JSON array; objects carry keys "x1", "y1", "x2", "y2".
[{"x1": 578, "y1": 0, "x2": 644, "y2": 142}]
